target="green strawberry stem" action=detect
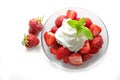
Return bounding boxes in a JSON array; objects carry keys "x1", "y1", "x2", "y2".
[
  {"x1": 36, "y1": 16, "x2": 44, "y2": 23},
  {"x1": 22, "y1": 34, "x2": 28, "y2": 46}
]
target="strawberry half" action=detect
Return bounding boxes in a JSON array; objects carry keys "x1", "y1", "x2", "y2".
[
  {"x1": 22, "y1": 34, "x2": 39, "y2": 48},
  {"x1": 89, "y1": 47, "x2": 99, "y2": 54},
  {"x1": 89, "y1": 24, "x2": 102, "y2": 37},
  {"x1": 84, "y1": 18, "x2": 92, "y2": 28},
  {"x1": 50, "y1": 43, "x2": 61, "y2": 55},
  {"x1": 82, "y1": 53, "x2": 93, "y2": 62},
  {"x1": 66, "y1": 10, "x2": 77, "y2": 19},
  {"x1": 79, "y1": 40, "x2": 91, "y2": 54},
  {"x1": 55, "y1": 15, "x2": 66, "y2": 27},
  {"x1": 68, "y1": 53, "x2": 83, "y2": 66},
  {"x1": 56, "y1": 46, "x2": 70, "y2": 60},
  {"x1": 63, "y1": 56, "x2": 69, "y2": 63},
  {"x1": 44, "y1": 32, "x2": 56, "y2": 46},
  {"x1": 51, "y1": 26, "x2": 58, "y2": 33}
]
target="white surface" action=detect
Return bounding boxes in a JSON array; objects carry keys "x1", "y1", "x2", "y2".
[{"x1": 0, "y1": 0, "x2": 119, "y2": 80}]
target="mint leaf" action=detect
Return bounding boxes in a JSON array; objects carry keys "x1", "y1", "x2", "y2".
[
  {"x1": 67, "y1": 20, "x2": 78, "y2": 28},
  {"x1": 67, "y1": 18, "x2": 93, "y2": 40},
  {"x1": 81, "y1": 25, "x2": 93, "y2": 40},
  {"x1": 78, "y1": 17, "x2": 85, "y2": 25},
  {"x1": 76, "y1": 24, "x2": 82, "y2": 36}
]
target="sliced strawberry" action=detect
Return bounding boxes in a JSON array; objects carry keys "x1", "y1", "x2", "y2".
[
  {"x1": 55, "y1": 15, "x2": 66, "y2": 27},
  {"x1": 68, "y1": 53, "x2": 82, "y2": 66},
  {"x1": 44, "y1": 32, "x2": 56, "y2": 46},
  {"x1": 82, "y1": 53, "x2": 93, "y2": 62},
  {"x1": 66, "y1": 10, "x2": 77, "y2": 19},
  {"x1": 79, "y1": 40, "x2": 91, "y2": 54},
  {"x1": 50, "y1": 43, "x2": 61, "y2": 55},
  {"x1": 91, "y1": 35, "x2": 103, "y2": 49},
  {"x1": 84, "y1": 18, "x2": 92, "y2": 28},
  {"x1": 56, "y1": 46, "x2": 70, "y2": 60},
  {"x1": 89, "y1": 24, "x2": 102, "y2": 37},
  {"x1": 51, "y1": 26, "x2": 58, "y2": 33},
  {"x1": 89, "y1": 47, "x2": 99, "y2": 54},
  {"x1": 63, "y1": 56, "x2": 69, "y2": 63}
]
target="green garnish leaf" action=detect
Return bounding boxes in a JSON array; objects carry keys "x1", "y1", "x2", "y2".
[
  {"x1": 76, "y1": 24, "x2": 82, "y2": 36},
  {"x1": 67, "y1": 20, "x2": 78, "y2": 28},
  {"x1": 67, "y1": 17, "x2": 93, "y2": 40},
  {"x1": 78, "y1": 17, "x2": 85, "y2": 25},
  {"x1": 81, "y1": 26, "x2": 93, "y2": 40}
]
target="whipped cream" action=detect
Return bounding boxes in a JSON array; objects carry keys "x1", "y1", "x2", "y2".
[{"x1": 55, "y1": 19, "x2": 87, "y2": 52}]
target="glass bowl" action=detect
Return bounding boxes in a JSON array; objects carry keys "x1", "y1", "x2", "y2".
[{"x1": 41, "y1": 7, "x2": 109, "y2": 71}]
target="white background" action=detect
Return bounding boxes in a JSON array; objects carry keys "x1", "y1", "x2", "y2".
[{"x1": 0, "y1": 0, "x2": 119, "y2": 80}]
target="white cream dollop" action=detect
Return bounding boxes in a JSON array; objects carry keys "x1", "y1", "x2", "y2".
[{"x1": 55, "y1": 19, "x2": 87, "y2": 52}]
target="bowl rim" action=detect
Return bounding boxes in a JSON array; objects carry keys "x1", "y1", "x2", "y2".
[{"x1": 41, "y1": 7, "x2": 109, "y2": 71}]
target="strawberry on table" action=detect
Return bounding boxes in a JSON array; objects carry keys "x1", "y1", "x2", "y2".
[
  {"x1": 89, "y1": 24, "x2": 102, "y2": 37},
  {"x1": 22, "y1": 34, "x2": 39, "y2": 48},
  {"x1": 29, "y1": 17, "x2": 43, "y2": 36},
  {"x1": 55, "y1": 15, "x2": 66, "y2": 27},
  {"x1": 79, "y1": 40, "x2": 91, "y2": 54},
  {"x1": 91, "y1": 35, "x2": 103, "y2": 49},
  {"x1": 68, "y1": 53, "x2": 83, "y2": 66},
  {"x1": 66, "y1": 10, "x2": 77, "y2": 19},
  {"x1": 84, "y1": 18, "x2": 92, "y2": 28},
  {"x1": 44, "y1": 31, "x2": 56, "y2": 46},
  {"x1": 56, "y1": 46, "x2": 70, "y2": 60}
]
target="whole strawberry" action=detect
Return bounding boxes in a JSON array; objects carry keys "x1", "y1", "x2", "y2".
[
  {"x1": 22, "y1": 34, "x2": 39, "y2": 48},
  {"x1": 29, "y1": 17, "x2": 43, "y2": 36},
  {"x1": 91, "y1": 35, "x2": 103, "y2": 49}
]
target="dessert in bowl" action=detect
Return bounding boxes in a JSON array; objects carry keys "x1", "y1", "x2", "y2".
[{"x1": 41, "y1": 7, "x2": 109, "y2": 71}]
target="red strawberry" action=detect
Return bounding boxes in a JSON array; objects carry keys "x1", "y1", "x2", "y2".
[
  {"x1": 89, "y1": 47, "x2": 99, "y2": 54},
  {"x1": 82, "y1": 53, "x2": 93, "y2": 62},
  {"x1": 63, "y1": 56, "x2": 69, "y2": 63},
  {"x1": 29, "y1": 17, "x2": 43, "y2": 35},
  {"x1": 56, "y1": 46, "x2": 70, "y2": 60},
  {"x1": 68, "y1": 53, "x2": 82, "y2": 66},
  {"x1": 75, "y1": 17, "x2": 80, "y2": 20},
  {"x1": 44, "y1": 32, "x2": 56, "y2": 46},
  {"x1": 55, "y1": 15, "x2": 66, "y2": 27},
  {"x1": 22, "y1": 34, "x2": 39, "y2": 48},
  {"x1": 84, "y1": 18, "x2": 92, "y2": 28},
  {"x1": 79, "y1": 40, "x2": 91, "y2": 54},
  {"x1": 50, "y1": 43, "x2": 61, "y2": 55},
  {"x1": 89, "y1": 24, "x2": 102, "y2": 37},
  {"x1": 66, "y1": 10, "x2": 77, "y2": 19},
  {"x1": 51, "y1": 26, "x2": 58, "y2": 33},
  {"x1": 91, "y1": 35, "x2": 103, "y2": 49}
]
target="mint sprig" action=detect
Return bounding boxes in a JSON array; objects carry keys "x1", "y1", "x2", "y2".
[{"x1": 67, "y1": 18, "x2": 93, "y2": 40}]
